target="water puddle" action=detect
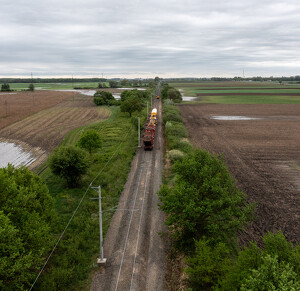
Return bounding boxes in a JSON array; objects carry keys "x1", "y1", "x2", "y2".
[
  {"x1": 0, "y1": 141, "x2": 36, "y2": 168},
  {"x1": 211, "y1": 116, "x2": 262, "y2": 121},
  {"x1": 182, "y1": 96, "x2": 198, "y2": 101}
]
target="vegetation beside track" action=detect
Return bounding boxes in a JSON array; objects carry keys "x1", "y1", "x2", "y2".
[
  {"x1": 160, "y1": 103, "x2": 300, "y2": 290},
  {"x1": 32, "y1": 106, "x2": 146, "y2": 290}
]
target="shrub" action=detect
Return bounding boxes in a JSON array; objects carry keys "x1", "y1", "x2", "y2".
[
  {"x1": 241, "y1": 254, "x2": 300, "y2": 290},
  {"x1": 158, "y1": 149, "x2": 253, "y2": 249},
  {"x1": 219, "y1": 231, "x2": 300, "y2": 290},
  {"x1": 186, "y1": 238, "x2": 231, "y2": 289},
  {"x1": 93, "y1": 91, "x2": 115, "y2": 106},
  {"x1": 77, "y1": 130, "x2": 101, "y2": 154},
  {"x1": 0, "y1": 165, "x2": 54, "y2": 290},
  {"x1": 120, "y1": 95, "x2": 143, "y2": 117},
  {"x1": 163, "y1": 106, "x2": 183, "y2": 123},
  {"x1": 49, "y1": 146, "x2": 89, "y2": 188},
  {"x1": 168, "y1": 149, "x2": 185, "y2": 162},
  {"x1": 165, "y1": 121, "x2": 188, "y2": 139},
  {"x1": 1, "y1": 83, "x2": 11, "y2": 92}
]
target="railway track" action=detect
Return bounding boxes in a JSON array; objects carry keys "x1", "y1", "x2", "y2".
[{"x1": 91, "y1": 98, "x2": 166, "y2": 290}]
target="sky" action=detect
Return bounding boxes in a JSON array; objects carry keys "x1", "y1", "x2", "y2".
[{"x1": 1, "y1": 0, "x2": 300, "y2": 78}]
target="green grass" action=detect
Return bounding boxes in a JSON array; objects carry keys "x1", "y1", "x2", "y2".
[
  {"x1": 35, "y1": 107, "x2": 140, "y2": 290},
  {"x1": 6, "y1": 82, "x2": 103, "y2": 91},
  {"x1": 171, "y1": 81, "x2": 300, "y2": 104},
  {"x1": 196, "y1": 95, "x2": 300, "y2": 104},
  {"x1": 193, "y1": 89, "x2": 300, "y2": 94}
]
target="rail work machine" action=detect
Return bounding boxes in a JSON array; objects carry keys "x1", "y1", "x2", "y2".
[{"x1": 143, "y1": 108, "x2": 157, "y2": 150}]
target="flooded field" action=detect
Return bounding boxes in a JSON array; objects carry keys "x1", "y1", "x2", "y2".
[
  {"x1": 0, "y1": 141, "x2": 35, "y2": 168},
  {"x1": 211, "y1": 115, "x2": 262, "y2": 120}
]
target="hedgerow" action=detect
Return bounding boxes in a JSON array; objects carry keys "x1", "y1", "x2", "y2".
[{"x1": 160, "y1": 102, "x2": 300, "y2": 290}]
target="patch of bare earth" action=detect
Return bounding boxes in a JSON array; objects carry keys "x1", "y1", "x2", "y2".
[
  {"x1": 0, "y1": 90, "x2": 78, "y2": 129},
  {"x1": 0, "y1": 91, "x2": 110, "y2": 169},
  {"x1": 179, "y1": 104, "x2": 300, "y2": 246}
]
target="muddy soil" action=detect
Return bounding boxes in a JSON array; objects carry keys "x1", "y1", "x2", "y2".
[
  {"x1": 0, "y1": 90, "x2": 79, "y2": 129},
  {"x1": 0, "y1": 92, "x2": 110, "y2": 169},
  {"x1": 179, "y1": 104, "x2": 300, "y2": 245}
]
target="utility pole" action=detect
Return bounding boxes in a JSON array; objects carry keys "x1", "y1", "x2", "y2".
[
  {"x1": 90, "y1": 185, "x2": 107, "y2": 266},
  {"x1": 138, "y1": 117, "x2": 141, "y2": 148}
]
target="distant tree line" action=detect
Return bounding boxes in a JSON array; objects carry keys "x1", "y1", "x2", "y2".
[{"x1": 1, "y1": 75, "x2": 300, "y2": 85}]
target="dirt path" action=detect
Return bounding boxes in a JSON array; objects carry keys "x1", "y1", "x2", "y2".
[
  {"x1": 90, "y1": 99, "x2": 167, "y2": 291},
  {"x1": 179, "y1": 104, "x2": 300, "y2": 245}
]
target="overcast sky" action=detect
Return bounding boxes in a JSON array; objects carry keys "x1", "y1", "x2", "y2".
[{"x1": 1, "y1": 0, "x2": 300, "y2": 78}]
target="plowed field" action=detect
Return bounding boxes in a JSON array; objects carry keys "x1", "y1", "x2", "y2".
[
  {"x1": 179, "y1": 104, "x2": 300, "y2": 245},
  {"x1": 0, "y1": 90, "x2": 78, "y2": 129},
  {"x1": 0, "y1": 91, "x2": 110, "y2": 169}
]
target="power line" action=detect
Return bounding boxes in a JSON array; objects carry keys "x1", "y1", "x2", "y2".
[{"x1": 29, "y1": 128, "x2": 132, "y2": 290}]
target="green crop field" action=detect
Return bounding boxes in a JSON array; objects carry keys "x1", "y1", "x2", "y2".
[
  {"x1": 6, "y1": 82, "x2": 102, "y2": 91},
  {"x1": 172, "y1": 81, "x2": 300, "y2": 104}
]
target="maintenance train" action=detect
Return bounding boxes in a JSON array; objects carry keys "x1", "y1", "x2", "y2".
[{"x1": 142, "y1": 108, "x2": 157, "y2": 150}]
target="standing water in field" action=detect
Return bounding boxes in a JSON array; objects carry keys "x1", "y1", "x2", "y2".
[
  {"x1": 0, "y1": 141, "x2": 36, "y2": 168},
  {"x1": 211, "y1": 116, "x2": 262, "y2": 120}
]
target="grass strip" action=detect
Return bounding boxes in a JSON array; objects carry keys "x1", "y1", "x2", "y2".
[{"x1": 34, "y1": 107, "x2": 138, "y2": 290}]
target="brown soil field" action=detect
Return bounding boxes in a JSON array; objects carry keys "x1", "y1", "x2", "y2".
[
  {"x1": 0, "y1": 91, "x2": 110, "y2": 169},
  {"x1": 0, "y1": 90, "x2": 79, "y2": 129},
  {"x1": 179, "y1": 104, "x2": 300, "y2": 245}
]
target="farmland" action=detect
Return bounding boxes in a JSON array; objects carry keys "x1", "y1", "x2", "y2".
[
  {"x1": 178, "y1": 102, "x2": 300, "y2": 245},
  {"x1": 0, "y1": 90, "x2": 110, "y2": 169},
  {"x1": 173, "y1": 81, "x2": 300, "y2": 104},
  {"x1": 4, "y1": 82, "x2": 101, "y2": 91}
]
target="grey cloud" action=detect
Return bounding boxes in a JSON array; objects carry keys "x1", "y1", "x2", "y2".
[{"x1": 1, "y1": 0, "x2": 300, "y2": 77}]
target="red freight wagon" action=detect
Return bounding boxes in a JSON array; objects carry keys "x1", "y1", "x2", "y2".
[{"x1": 143, "y1": 124, "x2": 156, "y2": 150}]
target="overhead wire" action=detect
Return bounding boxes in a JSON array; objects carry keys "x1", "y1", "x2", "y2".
[{"x1": 29, "y1": 127, "x2": 132, "y2": 290}]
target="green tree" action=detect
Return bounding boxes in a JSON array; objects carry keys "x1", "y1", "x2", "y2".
[
  {"x1": 77, "y1": 130, "x2": 101, "y2": 154},
  {"x1": 120, "y1": 79, "x2": 130, "y2": 87},
  {"x1": 109, "y1": 80, "x2": 119, "y2": 88},
  {"x1": 219, "y1": 231, "x2": 300, "y2": 290},
  {"x1": 0, "y1": 165, "x2": 54, "y2": 290},
  {"x1": 158, "y1": 149, "x2": 253, "y2": 249},
  {"x1": 120, "y1": 95, "x2": 143, "y2": 117},
  {"x1": 185, "y1": 238, "x2": 231, "y2": 289},
  {"x1": 28, "y1": 83, "x2": 34, "y2": 91},
  {"x1": 120, "y1": 90, "x2": 132, "y2": 102},
  {"x1": 49, "y1": 146, "x2": 89, "y2": 188},
  {"x1": 1, "y1": 83, "x2": 11, "y2": 92},
  {"x1": 241, "y1": 255, "x2": 300, "y2": 290},
  {"x1": 93, "y1": 91, "x2": 115, "y2": 106},
  {"x1": 167, "y1": 88, "x2": 182, "y2": 103}
]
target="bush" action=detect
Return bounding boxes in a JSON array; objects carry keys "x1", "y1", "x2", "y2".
[
  {"x1": 1, "y1": 83, "x2": 11, "y2": 92},
  {"x1": 163, "y1": 105, "x2": 183, "y2": 123},
  {"x1": 168, "y1": 149, "x2": 185, "y2": 162},
  {"x1": 120, "y1": 95, "x2": 143, "y2": 117},
  {"x1": 77, "y1": 130, "x2": 101, "y2": 154},
  {"x1": 219, "y1": 231, "x2": 300, "y2": 290},
  {"x1": 158, "y1": 149, "x2": 253, "y2": 250},
  {"x1": 49, "y1": 146, "x2": 89, "y2": 188},
  {"x1": 165, "y1": 121, "x2": 188, "y2": 139},
  {"x1": 0, "y1": 165, "x2": 54, "y2": 290},
  {"x1": 241, "y1": 254, "x2": 300, "y2": 290},
  {"x1": 93, "y1": 91, "x2": 115, "y2": 106},
  {"x1": 186, "y1": 238, "x2": 231, "y2": 289}
]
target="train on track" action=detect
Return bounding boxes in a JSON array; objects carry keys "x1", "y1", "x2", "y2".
[{"x1": 143, "y1": 108, "x2": 157, "y2": 150}]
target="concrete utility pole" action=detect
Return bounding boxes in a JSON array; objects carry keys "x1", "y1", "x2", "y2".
[
  {"x1": 138, "y1": 117, "x2": 141, "y2": 148},
  {"x1": 90, "y1": 185, "x2": 107, "y2": 266}
]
